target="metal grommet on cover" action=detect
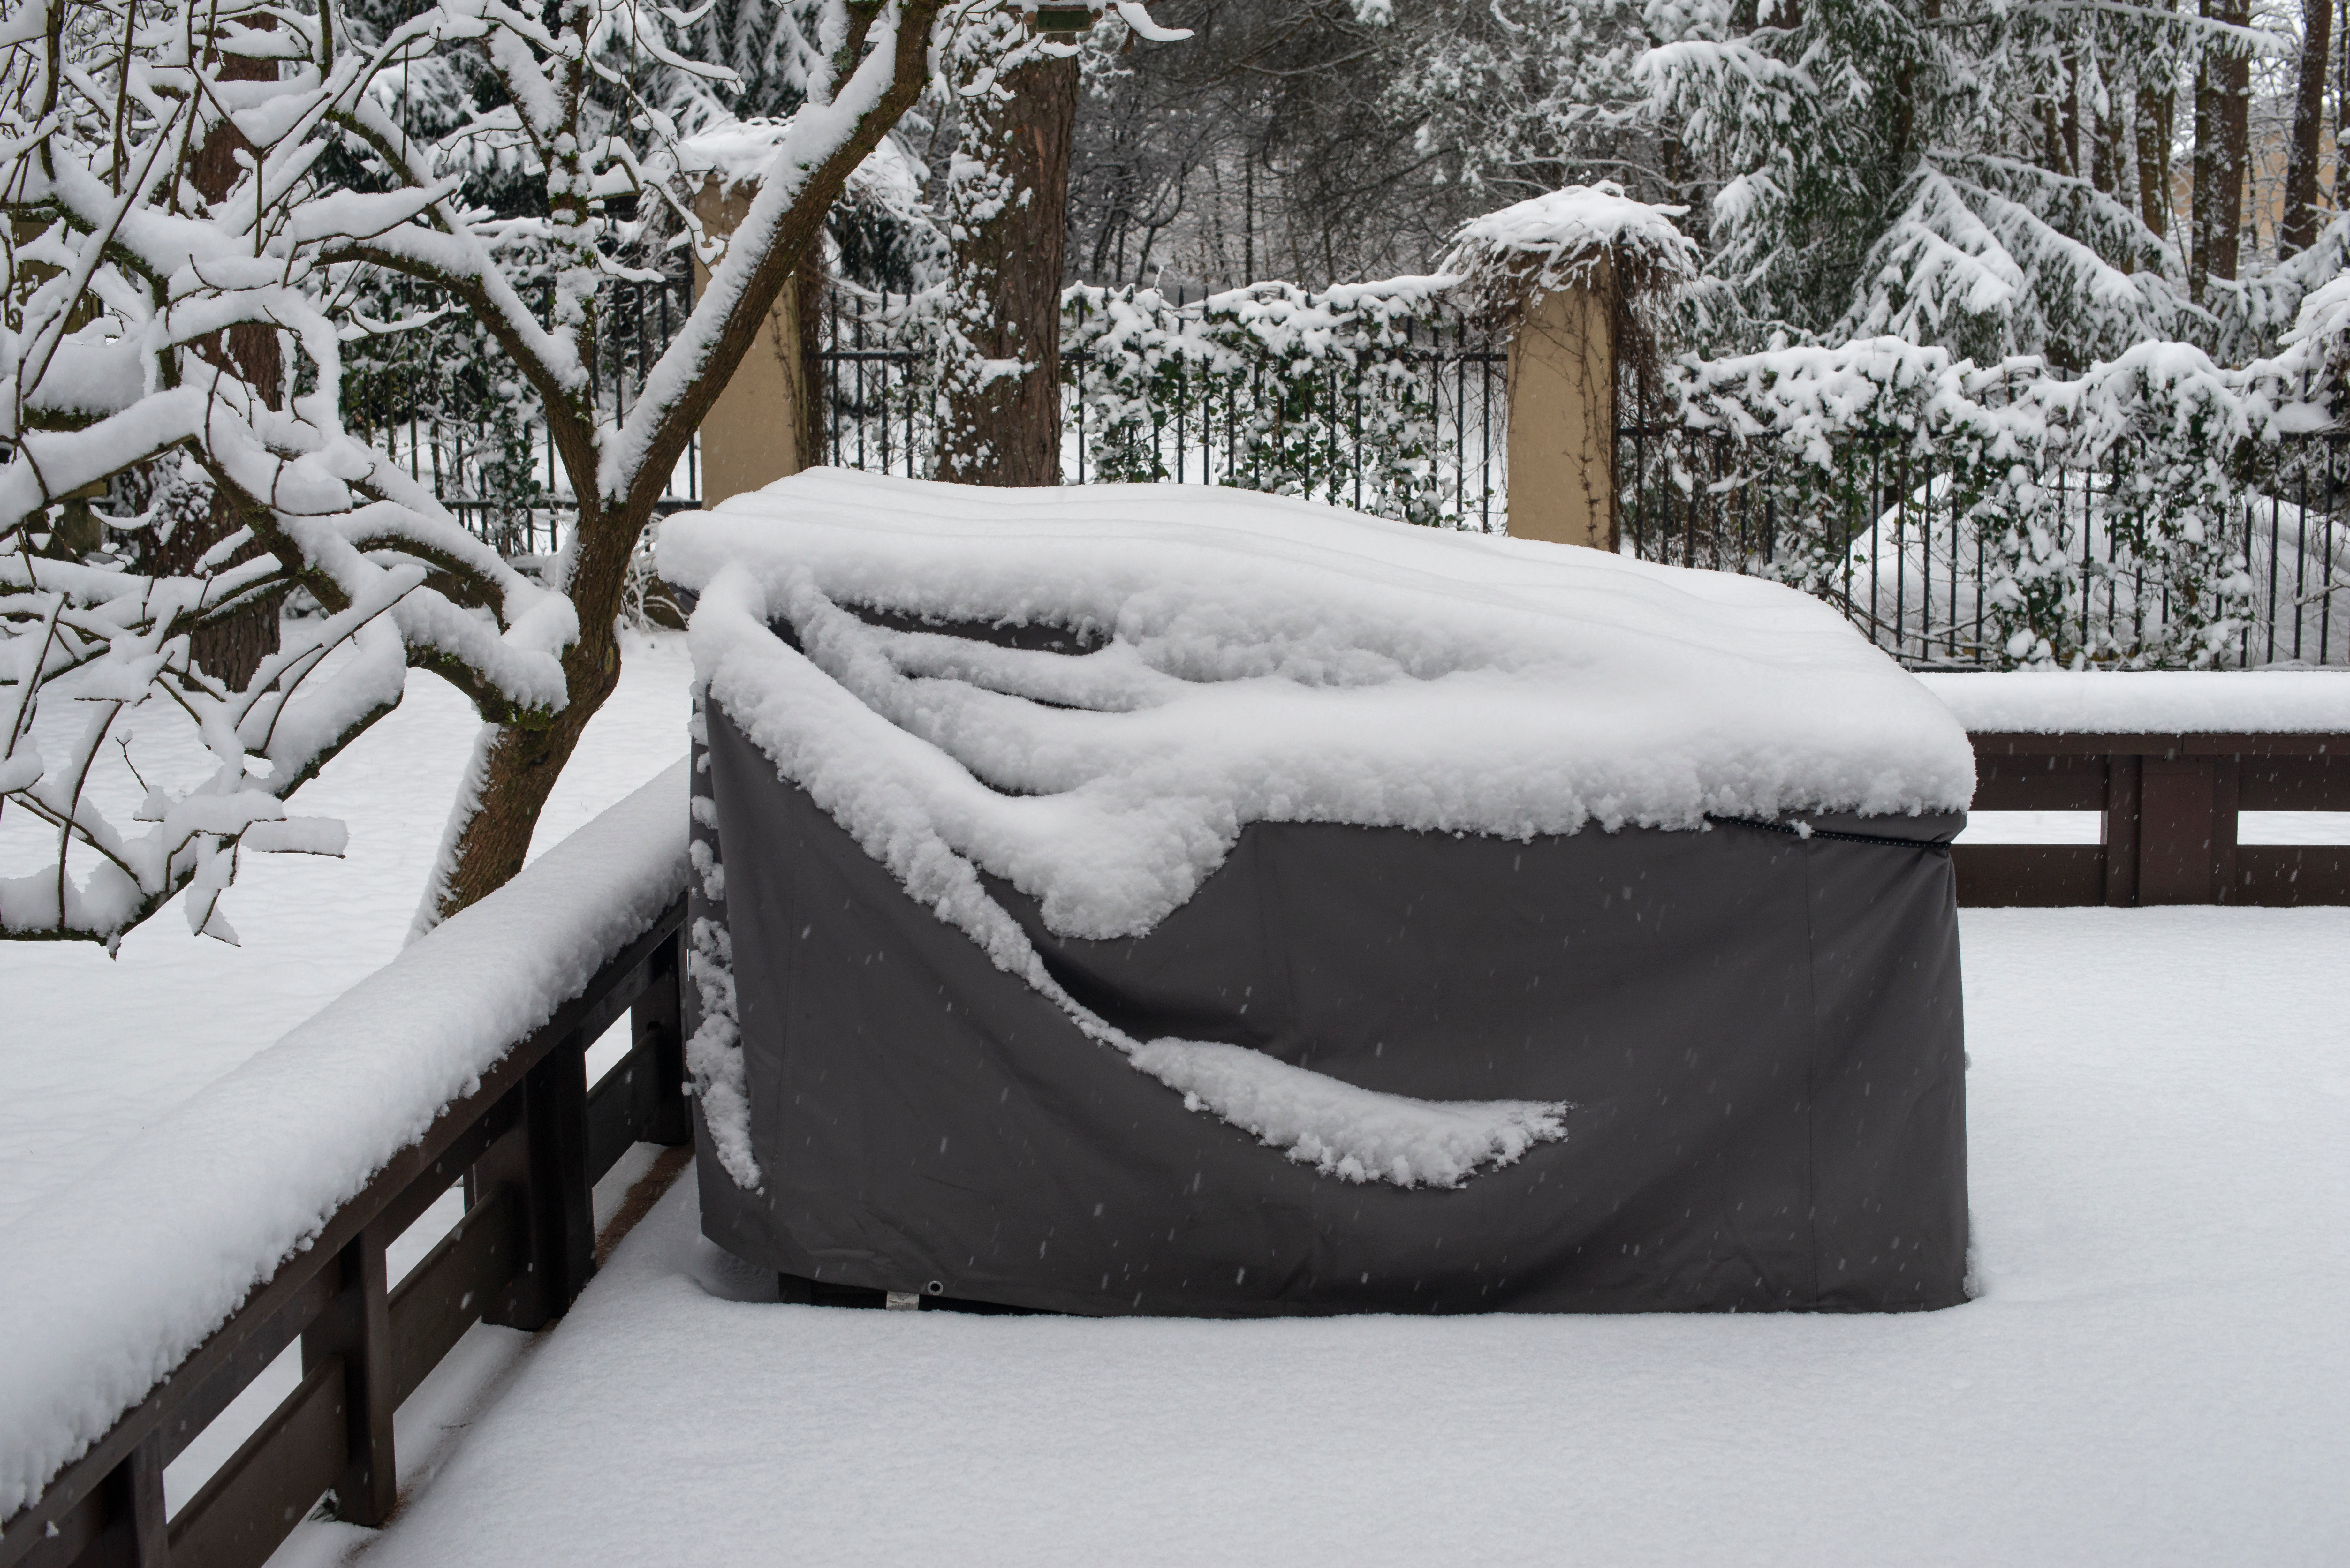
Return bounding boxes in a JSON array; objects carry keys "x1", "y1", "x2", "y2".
[{"x1": 924, "y1": 1279, "x2": 945, "y2": 1296}]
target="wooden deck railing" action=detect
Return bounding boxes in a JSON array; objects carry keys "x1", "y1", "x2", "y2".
[
  {"x1": 0, "y1": 895, "x2": 689, "y2": 1568},
  {"x1": 3, "y1": 725, "x2": 2334, "y2": 1567},
  {"x1": 1956, "y1": 733, "x2": 2350, "y2": 906}
]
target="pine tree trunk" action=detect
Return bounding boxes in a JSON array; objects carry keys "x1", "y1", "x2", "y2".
[
  {"x1": 2093, "y1": 105, "x2": 2126, "y2": 198},
  {"x1": 2281, "y1": 0, "x2": 2335, "y2": 253},
  {"x1": 934, "y1": 49, "x2": 1080, "y2": 487},
  {"x1": 2137, "y1": 13, "x2": 2176, "y2": 244},
  {"x1": 2189, "y1": 0, "x2": 2251, "y2": 300}
]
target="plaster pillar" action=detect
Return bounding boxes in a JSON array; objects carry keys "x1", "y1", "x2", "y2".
[
  {"x1": 691, "y1": 181, "x2": 816, "y2": 505},
  {"x1": 1504, "y1": 262, "x2": 1617, "y2": 550}
]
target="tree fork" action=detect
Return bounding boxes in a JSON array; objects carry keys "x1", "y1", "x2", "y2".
[{"x1": 422, "y1": 0, "x2": 949, "y2": 930}]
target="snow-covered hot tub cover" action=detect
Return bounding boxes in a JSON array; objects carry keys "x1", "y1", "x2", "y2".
[{"x1": 657, "y1": 471, "x2": 1975, "y2": 1315}]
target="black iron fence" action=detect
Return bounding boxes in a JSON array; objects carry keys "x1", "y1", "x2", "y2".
[
  {"x1": 394, "y1": 273, "x2": 2346, "y2": 670},
  {"x1": 1617, "y1": 412, "x2": 2350, "y2": 670},
  {"x1": 812, "y1": 292, "x2": 1510, "y2": 531},
  {"x1": 379, "y1": 272, "x2": 704, "y2": 556}
]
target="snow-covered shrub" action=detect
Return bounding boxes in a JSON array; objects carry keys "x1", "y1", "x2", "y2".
[
  {"x1": 1065, "y1": 275, "x2": 1490, "y2": 528},
  {"x1": 1654, "y1": 305, "x2": 2346, "y2": 667}
]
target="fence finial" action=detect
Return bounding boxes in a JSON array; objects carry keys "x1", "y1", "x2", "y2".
[{"x1": 1442, "y1": 185, "x2": 1697, "y2": 551}]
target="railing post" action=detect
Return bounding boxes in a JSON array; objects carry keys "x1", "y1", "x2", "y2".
[
  {"x1": 638, "y1": 930, "x2": 691, "y2": 1147},
  {"x1": 301, "y1": 1228, "x2": 398, "y2": 1527},
  {"x1": 2104, "y1": 754, "x2": 2142, "y2": 907},
  {"x1": 2139, "y1": 750, "x2": 2230, "y2": 904},
  {"x1": 479, "y1": 1031, "x2": 597, "y2": 1331},
  {"x1": 102, "y1": 1431, "x2": 169, "y2": 1565}
]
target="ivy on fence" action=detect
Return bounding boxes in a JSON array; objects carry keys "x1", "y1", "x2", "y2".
[{"x1": 1063, "y1": 278, "x2": 1497, "y2": 529}]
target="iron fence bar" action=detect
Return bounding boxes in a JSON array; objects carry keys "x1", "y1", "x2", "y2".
[
  {"x1": 2312, "y1": 440, "x2": 2331, "y2": 667},
  {"x1": 2293, "y1": 457, "x2": 2309, "y2": 662},
  {"x1": 2268, "y1": 485, "x2": 2283, "y2": 665}
]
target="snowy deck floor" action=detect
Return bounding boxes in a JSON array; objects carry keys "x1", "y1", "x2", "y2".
[
  {"x1": 337, "y1": 907, "x2": 2346, "y2": 1566},
  {"x1": 8, "y1": 635, "x2": 2346, "y2": 1563}
]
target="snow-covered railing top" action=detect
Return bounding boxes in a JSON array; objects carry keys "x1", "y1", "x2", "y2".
[
  {"x1": 1918, "y1": 672, "x2": 2350, "y2": 735},
  {"x1": 660, "y1": 470, "x2": 1973, "y2": 945},
  {"x1": 0, "y1": 763, "x2": 688, "y2": 1522},
  {"x1": 1439, "y1": 183, "x2": 1701, "y2": 314}
]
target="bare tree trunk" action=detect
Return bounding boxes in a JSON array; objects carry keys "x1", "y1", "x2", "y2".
[
  {"x1": 426, "y1": 613, "x2": 621, "y2": 918},
  {"x1": 2190, "y1": 0, "x2": 2251, "y2": 300},
  {"x1": 2282, "y1": 0, "x2": 2336, "y2": 253},
  {"x1": 161, "y1": 38, "x2": 283, "y2": 690},
  {"x1": 935, "y1": 49, "x2": 1080, "y2": 486},
  {"x1": 414, "y1": 0, "x2": 946, "y2": 932}
]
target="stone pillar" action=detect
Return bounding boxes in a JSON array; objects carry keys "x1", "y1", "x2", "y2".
[
  {"x1": 691, "y1": 181, "x2": 816, "y2": 505},
  {"x1": 1504, "y1": 261, "x2": 1617, "y2": 551}
]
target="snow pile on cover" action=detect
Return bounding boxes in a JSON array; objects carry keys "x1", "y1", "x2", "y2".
[
  {"x1": 659, "y1": 471, "x2": 1970, "y2": 1189},
  {"x1": 1439, "y1": 182, "x2": 1700, "y2": 309},
  {"x1": 1921, "y1": 671, "x2": 2350, "y2": 734},
  {"x1": 0, "y1": 762, "x2": 688, "y2": 1522}
]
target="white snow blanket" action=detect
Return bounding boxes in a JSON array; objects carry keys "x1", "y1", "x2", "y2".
[
  {"x1": 1921, "y1": 671, "x2": 2350, "y2": 734},
  {"x1": 0, "y1": 763, "x2": 689, "y2": 1523},
  {"x1": 658, "y1": 471, "x2": 1972, "y2": 1194}
]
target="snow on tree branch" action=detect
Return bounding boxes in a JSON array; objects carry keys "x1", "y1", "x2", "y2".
[{"x1": 1, "y1": 0, "x2": 1081, "y2": 944}]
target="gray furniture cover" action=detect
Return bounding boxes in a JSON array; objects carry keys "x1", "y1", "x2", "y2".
[{"x1": 690, "y1": 700, "x2": 1969, "y2": 1317}]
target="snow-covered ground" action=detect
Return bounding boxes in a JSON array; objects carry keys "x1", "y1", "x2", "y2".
[
  {"x1": 342, "y1": 906, "x2": 2350, "y2": 1566},
  {"x1": 7, "y1": 631, "x2": 2349, "y2": 1563},
  {"x1": 0, "y1": 631, "x2": 694, "y2": 1233}
]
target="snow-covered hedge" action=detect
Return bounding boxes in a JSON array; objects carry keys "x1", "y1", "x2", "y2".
[
  {"x1": 1064, "y1": 275, "x2": 1491, "y2": 528},
  {"x1": 0, "y1": 763, "x2": 688, "y2": 1521},
  {"x1": 809, "y1": 275, "x2": 1500, "y2": 529},
  {"x1": 1649, "y1": 302, "x2": 2348, "y2": 669}
]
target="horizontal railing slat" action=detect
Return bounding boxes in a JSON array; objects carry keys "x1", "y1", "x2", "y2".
[
  {"x1": 1973, "y1": 753, "x2": 2110, "y2": 811},
  {"x1": 155, "y1": 1271, "x2": 336, "y2": 1471},
  {"x1": 0, "y1": 893, "x2": 688, "y2": 1568},
  {"x1": 164, "y1": 1357, "x2": 347, "y2": 1568},
  {"x1": 369, "y1": 1096, "x2": 519, "y2": 1255},
  {"x1": 1952, "y1": 845, "x2": 2107, "y2": 906},
  {"x1": 388, "y1": 1186, "x2": 523, "y2": 1408}
]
